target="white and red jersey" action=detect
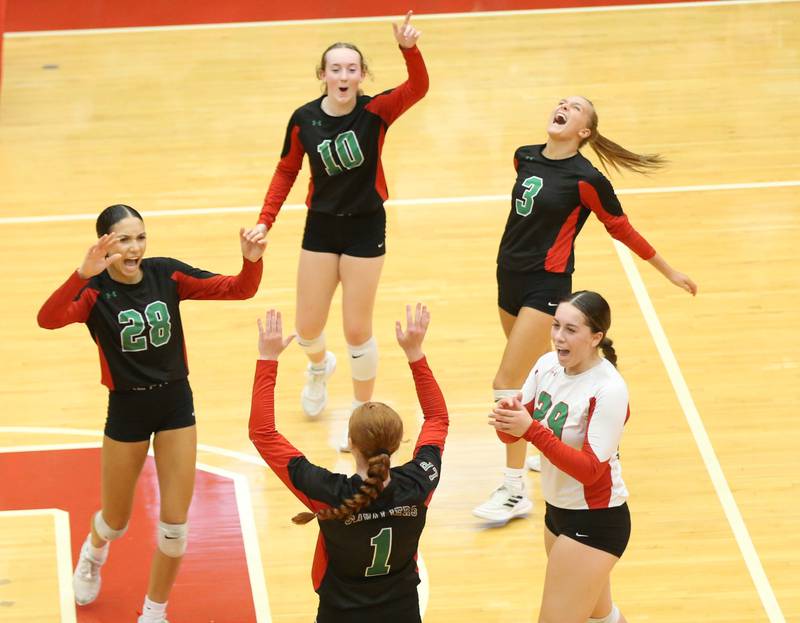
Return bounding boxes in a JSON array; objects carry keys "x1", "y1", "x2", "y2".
[{"x1": 520, "y1": 351, "x2": 629, "y2": 510}]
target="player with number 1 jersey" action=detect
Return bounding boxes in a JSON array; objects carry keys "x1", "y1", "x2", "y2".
[
  {"x1": 249, "y1": 304, "x2": 447, "y2": 623},
  {"x1": 244, "y1": 12, "x2": 429, "y2": 440}
]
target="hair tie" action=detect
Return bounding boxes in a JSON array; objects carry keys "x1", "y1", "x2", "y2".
[{"x1": 374, "y1": 448, "x2": 390, "y2": 457}]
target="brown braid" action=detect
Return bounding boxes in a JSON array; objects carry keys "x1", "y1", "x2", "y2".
[
  {"x1": 292, "y1": 453, "x2": 391, "y2": 525},
  {"x1": 291, "y1": 402, "x2": 402, "y2": 525},
  {"x1": 578, "y1": 97, "x2": 666, "y2": 175}
]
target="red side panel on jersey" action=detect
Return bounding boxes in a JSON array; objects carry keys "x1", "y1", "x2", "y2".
[
  {"x1": 544, "y1": 205, "x2": 581, "y2": 272},
  {"x1": 578, "y1": 180, "x2": 656, "y2": 260},
  {"x1": 37, "y1": 272, "x2": 98, "y2": 329},
  {"x1": 173, "y1": 258, "x2": 262, "y2": 300},
  {"x1": 581, "y1": 397, "x2": 613, "y2": 509},
  {"x1": 260, "y1": 124, "x2": 305, "y2": 229},
  {"x1": 96, "y1": 337, "x2": 115, "y2": 390},
  {"x1": 374, "y1": 124, "x2": 388, "y2": 200},
  {"x1": 311, "y1": 531, "x2": 329, "y2": 591}
]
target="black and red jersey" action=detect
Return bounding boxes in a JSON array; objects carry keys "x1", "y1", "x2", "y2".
[
  {"x1": 497, "y1": 144, "x2": 656, "y2": 274},
  {"x1": 249, "y1": 357, "x2": 448, "y2": 612},
  {"x1": 258, "y1": 45, "x2": 429, "y2": 229},
  {"x1": 37, "y1": 257, "x2": 263, "y2": 391}
]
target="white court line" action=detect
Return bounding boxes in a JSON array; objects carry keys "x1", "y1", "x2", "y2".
[
  {"x1": 1, "y1": 179, "x2": 798, "y2": 225},
  {"x1": 0, "y1": 429, "x2": 431, "y2": 619},
  {"x1": 613, "y1": 241, "x2": 786, "y2": 623},
  {"x1": 0, "y1": 508, "x2": 76, "y2": 623},
  {"x1": 6, "y1": 0, "x2": 798, "y2": 38}
]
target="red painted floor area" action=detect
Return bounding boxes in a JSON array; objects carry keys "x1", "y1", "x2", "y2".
[
  {"x1": 7, "y1": 0, "x2": 707, "y2": 32},
  {"x1": 0, "y1": 448, "x2": 259, "y2": 623}
]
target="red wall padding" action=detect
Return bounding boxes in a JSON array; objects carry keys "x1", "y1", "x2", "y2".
[{"x1": 6, "y1": 0, "x2": 702, "y2": 32}]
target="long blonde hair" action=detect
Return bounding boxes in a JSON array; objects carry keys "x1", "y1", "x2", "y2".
[
  {"x1": 292, "y1": 403, "x2": 403, "y2": 525},
  {"x1": 580, "y1": 97, "x2": 666, "y2": 174}
]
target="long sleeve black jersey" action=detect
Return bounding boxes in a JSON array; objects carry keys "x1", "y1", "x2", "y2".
[
  {"x1": 249, "y1": 357, "x2": 448, "y2": 612},
  {"x1": 497, "y1": 145, "x2": 656, "y2": 274},
  {"x1": 37, "y1": 257, "x2": 263, "y2": 390},
  {"x1": 258, "y1": 45, "x2": 429, "y2": 229}
]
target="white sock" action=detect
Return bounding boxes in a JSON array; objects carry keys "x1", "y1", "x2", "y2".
[
  {"x1": 140, "y1": 596, "x2": 167, "y2": 622},
  {"x1": 503, "y1": 468, "x2": 525, "y2": 492},
  {"x1": 86, "y1": 535, "x2": 109, "y2": 564},
  {"x1": 310, "y1": 359, "x2": 327, "y2": 371}
]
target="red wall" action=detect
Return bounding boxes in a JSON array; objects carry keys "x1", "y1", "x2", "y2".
[{"x1": 6, "y1": 0, "x2": 701, "y2": 32}]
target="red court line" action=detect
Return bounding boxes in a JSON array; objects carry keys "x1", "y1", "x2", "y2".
[
  {"x1": 7, "y1": 0, "x2": 707, "y2": 32},
  {"x1": 0, "y1": 448, "x2": 258, "y2": 623}
]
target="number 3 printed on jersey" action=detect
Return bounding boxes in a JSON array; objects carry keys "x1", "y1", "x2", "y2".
[
  {"x1": 515, "y1": 175, "x2": 544, "y2": 217},
  {"x1": 118, "y1": 301, "x2": 172, "y2": 352},
  {"x1": 316, "y1": 130, "x2": 365, "y2": 176}
]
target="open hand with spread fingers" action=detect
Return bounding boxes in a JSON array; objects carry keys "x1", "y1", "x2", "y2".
[
  {"x1": 393, "y1": 11, "x2": 421, "y2": 48},
  {"x1": 258, "y1": 309, "x2": 296, "y2": 360},
  {"x1": 396, "y1": 302, "x2": 430, "y2": 363},
  {"x1": 78, "y1": 233, "x2": 122, "y2": 280}
]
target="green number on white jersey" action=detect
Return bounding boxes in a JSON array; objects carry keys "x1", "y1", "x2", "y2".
[
  {"x1": 365, "y1": 527, "x2": 392, "y2": 577},
  {"x1": 316, "y1": 131, "x2": 365, "y2": 176},
  {"x1": 515, "y1": 175, "x2": 544, "y2": 217}
]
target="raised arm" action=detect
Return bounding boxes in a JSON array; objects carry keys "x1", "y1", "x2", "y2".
[
  {"x1": 248, "y1": 310, "x2": 329, "y2": 512},
  {"x1": 37, "y1": 233, "x2": 120, "y2": 328},
  {"x1": 364, "y1": 11, "x2": 429, "y2": 126},
  {"x1": 174, "y1": 228, "x2": 265, "y2": 300},
  {"x1": 395, "y1": 303, "x2": 449, "y2": 454}
]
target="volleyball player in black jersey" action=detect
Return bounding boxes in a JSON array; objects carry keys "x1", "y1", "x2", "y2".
[
  {"x1": 243, "y1": 12, "x2": 428, "y2": 449},
  {"x1": 38, "y1": 204, "x2": 266, "y2": 623},
  {"x1": 473, "y1": 96, "x2": 697, "y2": 524},
  {"x1": 249, "y1": 303, "x2": 447, "y2": 623}
]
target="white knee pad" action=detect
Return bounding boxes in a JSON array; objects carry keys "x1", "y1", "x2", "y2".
[
  {"x1": 157, "y1": 521, "x2": 188, "y2": 558},
  {"x1": 296, "y1": 332, "x2": 326, "y2": 356},
  {"x1": 94, "y1": 511, "x2": 128, "y2": 542},
  {"x1": 347, "y1": 337, "x2": 378, "y2": 381},
  {"x1": 588, "y1": 605, "x2": 620, "y2": 623}
]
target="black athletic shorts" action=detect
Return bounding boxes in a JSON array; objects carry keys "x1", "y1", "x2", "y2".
[
  {"x1": 496, "y1": 266, "x2": 572, "y2": 317},
  {"x1": 105, "y1": 379, "x2": 196, "y2": 442},
  {"x1": 544, "y1": 502, "x2": 631, "y2": 558},
  {"x1": 302, "y1": 208, "x2": 386, "y2": 258},
  {"x1": 316, "y1": 591, "x2": 420, "y2": 623}
]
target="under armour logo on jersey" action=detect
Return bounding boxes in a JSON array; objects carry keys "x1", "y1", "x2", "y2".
[
  {"x1": 311, "y1": 120, "x2": 323, "y2": 126},
  {"x1": 104, "y1": 291, "x2": 118, "y2": 300}
]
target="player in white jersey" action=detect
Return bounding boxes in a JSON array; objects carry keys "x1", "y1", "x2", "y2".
[{"x1": 490, "y1": 291, "x2": 631, "y2": 623}]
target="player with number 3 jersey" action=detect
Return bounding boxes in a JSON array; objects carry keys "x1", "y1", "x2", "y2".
[
  {"x1": 243, "y1": 11, "x2": 428, "y2": 446},
  {"x1": 249, "y1": 304, "x2": 447, "y2": 623},
  {"x1": 473, "y1": 96, "x2": 698, "y2": 525},
  {"x1": 37, "y1": 204, "x2": 265, "y2": 623}
]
